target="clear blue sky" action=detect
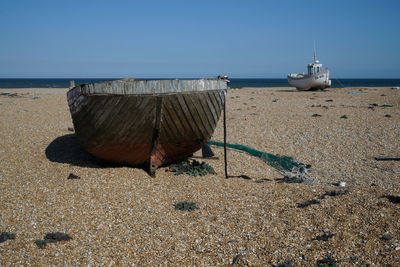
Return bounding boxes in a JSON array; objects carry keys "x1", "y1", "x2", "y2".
[{"x1": 1, "y1": 0, "x2": 399, "y2": 78}]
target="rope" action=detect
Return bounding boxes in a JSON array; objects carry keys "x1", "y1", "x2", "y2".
[
  {"x1": 208, "y1": 140, "x2": 311, "y2": 181},
  {"x1": 333, "y1": 78, "x2": 346, "y2": 88}
]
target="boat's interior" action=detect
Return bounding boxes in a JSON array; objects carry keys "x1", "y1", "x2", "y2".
[{"x1": 71, "y1": 79, "x2": 228, "y2": 95}]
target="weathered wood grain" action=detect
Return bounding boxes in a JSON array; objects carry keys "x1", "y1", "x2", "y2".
[{"x1": 67, "y1": 79, "x2": 227, "y2": 172}]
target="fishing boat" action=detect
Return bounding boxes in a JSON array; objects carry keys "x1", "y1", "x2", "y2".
[
  {"x1": 217, "y1": 75, "x2": 230, "y2": 83},
  {"x1": 287, "y1": 48, "x2": 331, "y2": 91},
  {"x1": 67, "y1": 78, "x2": 228, "y2": 176}
]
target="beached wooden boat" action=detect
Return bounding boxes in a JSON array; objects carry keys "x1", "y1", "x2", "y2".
[{"x1": 67, "y1": 78, "x2": 228, "y2": 176}]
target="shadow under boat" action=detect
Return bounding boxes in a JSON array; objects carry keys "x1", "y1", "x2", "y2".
[
  {"x1": 273, "y1": 89, "x2": 302, "y2": 92},
  {"x1": 45, "y1": 134, "x2": 220, "y2": 175},
  {"x1": 45, "y1": 134, "x2": 147, "y2": 170}
]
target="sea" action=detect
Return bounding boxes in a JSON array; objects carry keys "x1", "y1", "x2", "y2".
[{"x1": 0, "y1": 78, "x2": 399, "y2": 89}]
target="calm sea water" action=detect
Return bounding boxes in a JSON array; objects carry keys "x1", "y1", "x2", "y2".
[{"x1": 0, "y1": 78, "x2": 399, "y2": 89}]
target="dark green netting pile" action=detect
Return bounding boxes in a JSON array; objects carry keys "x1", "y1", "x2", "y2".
[
  {"x1": 208, "y1": 140, "x2": 311, "y2": 183},
  {"x1": 169, "y1": 159, "x2": 216, "y2": 176},
  {"x1": 174, "y1": 201, "x2": 199, "y2": 211}
]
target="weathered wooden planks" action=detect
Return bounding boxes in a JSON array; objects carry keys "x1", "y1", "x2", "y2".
[
  {"x1": 67, "y1": 79, "x2": 227, "y2": 171},
  {"x1": 72, "y1": 79, "x2": 228, "y2": 95}
]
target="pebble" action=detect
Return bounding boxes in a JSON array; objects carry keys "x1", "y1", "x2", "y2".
[{"x1": 1, "y1": 87, "x2": 399, "y2": 265}]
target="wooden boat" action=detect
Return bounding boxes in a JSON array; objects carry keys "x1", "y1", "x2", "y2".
[
  {"x1": 67, "y1": 78, "x2": 228, "y2": 176},
  {"x1": 287, "y1": 46, "x2": 331, "y2": 91}
]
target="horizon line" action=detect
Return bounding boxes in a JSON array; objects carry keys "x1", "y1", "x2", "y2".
[{"x1": 0, "y1": 77, "x2": 400, "y2": 80}]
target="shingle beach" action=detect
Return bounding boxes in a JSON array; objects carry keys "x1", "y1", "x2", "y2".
[{"x1": 1, "y1": 86, "x2": 399, "y2": 265}]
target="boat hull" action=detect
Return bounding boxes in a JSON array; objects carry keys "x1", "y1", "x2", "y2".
[
  {"x1": 288, "y1": 69, "x2": 331, "y2": 90},
  {"x1": 67, "y1": 79, "x2": 227, "y2": 174}
]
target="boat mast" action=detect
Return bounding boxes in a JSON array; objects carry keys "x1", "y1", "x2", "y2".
[{"x1": 313, "y1": 41, "x2": 317, "y2": 63}]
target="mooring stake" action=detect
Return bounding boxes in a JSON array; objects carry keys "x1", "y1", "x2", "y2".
[{"x1": 223, "y1": 90, "x2": 228, "y2": 179}]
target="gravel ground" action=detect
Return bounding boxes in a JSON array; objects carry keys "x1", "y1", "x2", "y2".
[{"x1": 0, "y1": 87, "x2": 399, "y2": 265}]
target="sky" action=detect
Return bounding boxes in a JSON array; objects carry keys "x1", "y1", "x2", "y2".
[{"x1": 0, "y1": 0, "x2": 399, "y2": 78}]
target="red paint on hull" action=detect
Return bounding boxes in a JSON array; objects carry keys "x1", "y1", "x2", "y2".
[{"x1": 88, "y1": 141, "x2": 201, "y2": 167}]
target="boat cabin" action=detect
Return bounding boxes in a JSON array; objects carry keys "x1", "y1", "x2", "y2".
[{"x1": 307, "y1": 60, "x2": 322, "y2": 75}]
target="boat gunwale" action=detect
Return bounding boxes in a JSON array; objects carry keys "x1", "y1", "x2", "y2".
[
  {"x1": 67, "y1": 79, "x2": 228, "y2": 97},
  {"x1": 74, "y1": 88, "x2": 227, "y2": 97}
]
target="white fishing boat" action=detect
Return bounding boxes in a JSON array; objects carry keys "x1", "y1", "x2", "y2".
[{"x1": 288, "y1": 48, "x2": 331, "y2": 91}]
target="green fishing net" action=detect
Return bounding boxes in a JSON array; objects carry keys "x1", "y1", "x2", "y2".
[
  {"x1": 169, "y1": 159, "x2": 216, "y2": 176},
  {"x1": 208, "y1": 140, "x2": 311, "y2": 183}
]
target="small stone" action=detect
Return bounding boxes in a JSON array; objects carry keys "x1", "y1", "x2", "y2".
[
  {"x1": 274, "y1": 259, "x2": 293, "y2": 267},
  {"x1": 35, "y1": 240, "x2": 47, "y2": 249},
  {"x1": 174, "y1": 201, "x2": 199, "y2": 211},
  {"x1": 67, "y1": 173, "x2": 80, "y2": 180},
  {"x1": 313, "y1": 232, "x2": 335, "y2": 241},
  {"x1": 35, "y1": 232, "x2": 73, "y2": 249},
  {"x1": 297, "y1": 199, "x2": 320, "y2": 208},
  {"x1": 0, "y1": 232, "x2": 16, "y2": 243},
  {"x1": 232, "y1": 254, "x2": 242, "y2": 265},
  {"x1": 316, "y1": 256, "x2": 338, "y2": 266}
]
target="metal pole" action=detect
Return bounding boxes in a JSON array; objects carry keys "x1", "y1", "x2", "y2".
[{"x1": 223, "y1": 90, "x2": 228, "y2": 178}]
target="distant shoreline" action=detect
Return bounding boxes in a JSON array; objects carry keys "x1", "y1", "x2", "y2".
[
  {"x1": 0, "y1": 86, "x2": 397, "y2": 96},
  {"x1": 0, "y1": 78, "x2": 399, "y2": 89}
]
